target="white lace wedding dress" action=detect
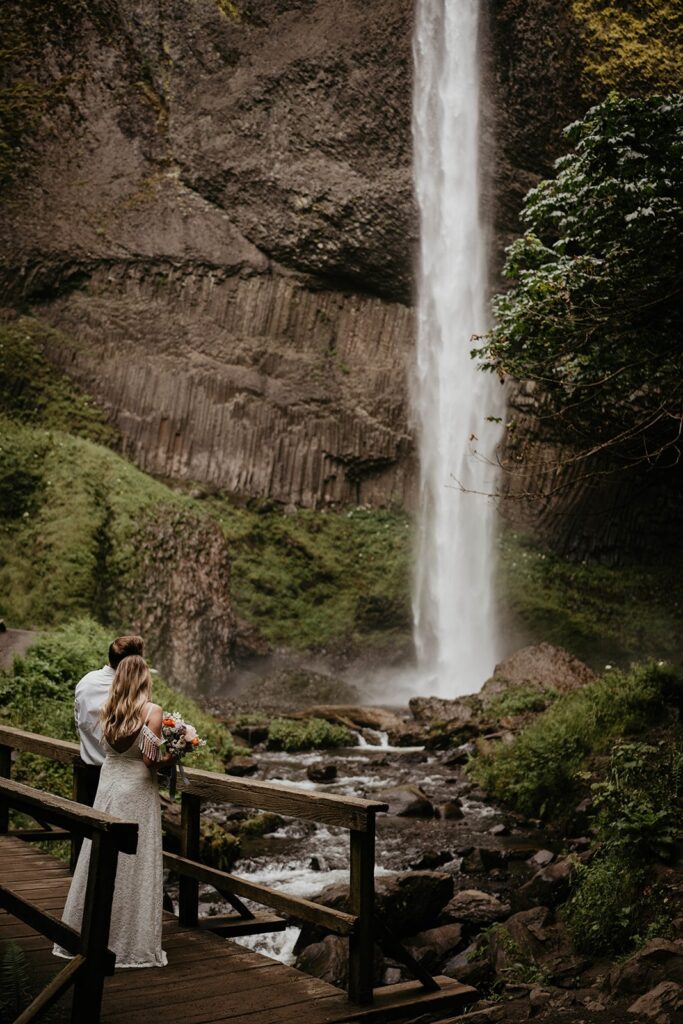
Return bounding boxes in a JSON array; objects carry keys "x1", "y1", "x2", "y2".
[{"x1": 53, "y1": 715, "x2": 167, "y2": 969}]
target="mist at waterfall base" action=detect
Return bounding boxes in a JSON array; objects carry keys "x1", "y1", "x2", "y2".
[{"x1": 409, "y1": 0, "x2": 505, "y2": 700}]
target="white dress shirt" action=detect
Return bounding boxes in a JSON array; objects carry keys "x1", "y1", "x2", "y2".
[{"x1": 74, "y1": 665, "x2": 114, "y2": 766}]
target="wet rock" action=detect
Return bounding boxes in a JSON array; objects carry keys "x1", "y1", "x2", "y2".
[
  {"x1": 444, "y1": 941, "x2": 494, "y2": 989},
  {"x1": 529, "y1": 987, "x2": 553, "y2": 1011},
  {"x1": 440, "y1": 799, "x2": 465, "y2": 820},
  {"x1": 410, "y1": 849, "x2": 453, "y2": 871},
  {"x1": 379, "y1": 784, "x2": 435, "y2": 818},
  {"x1": 296, "y1": 935, "x2": 354, "y2": 988},
  {"x1": 306, "y1": 763, "x2": 338, "y2": 783},
  {"x1": 405, "y1": 923, "x2": 464, "y2": 970},
  {"x1": 489, "y1": 823, "x2": 510, "y2": 836},
  {"x1": 480, "y1": 643, "x2": 596, "y2": 703},
  {"x1": 443, "y1": 744, "x2": 476, "y2": 766},
  {"x1": 233, "y1": 723, "x2": 269, "y2": 746},
  {"x1": 490, "y1": 907, "x2": 552, "y2": 971},
  {"x1": 528, "y1": 849, "x2": 555, "y2": 869},
  {"x1": 314, "y1": 871, "x2": 454, "y2": 939},
  {"x1": 409, "y1": 696, "x2": 481, "y2": 724},
  {"x1": 516, "y1": 857, "x2": 573, "y2": 909},
  {"x1": 444, "y1": 890, "x2": 511, "y2": 927},
  {"x1": 224, "y1": 755, "x2": 259, "y2": 777},
  {"x1": 627, "y1": 981, "x2": 683, "y2": 1021},
  {"x1": 606, "y1": 939, "x2": 683, "y2": 996},
  {"x1": 479, "y1": 848, "x2": 510, "y2": 872}
]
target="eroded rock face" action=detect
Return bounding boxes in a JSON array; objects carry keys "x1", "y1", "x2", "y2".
[{"x1": 115, "y1": 505, "x2": 237, "y2": 693}]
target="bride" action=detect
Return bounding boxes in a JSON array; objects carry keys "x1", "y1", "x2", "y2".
[{"x1": 54, "y1": 655, "x2": 169, "y2": 968}]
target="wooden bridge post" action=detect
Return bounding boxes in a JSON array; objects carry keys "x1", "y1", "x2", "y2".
[
  {"x1": 348, "y1": 815, "x2": 376, "y2": 1004},
  {"x1": 70, "y1": 760, "x2": 91, "y2": 871},
  {"x1": 0, "y1": 745, "x2": 11, "y2": 833},
  {"x1": 178, "y1": 792, "x2": 201, "y2": 927},
  {"x1": 71, "y1": 830, "x2": 119, "y2": 1024}
]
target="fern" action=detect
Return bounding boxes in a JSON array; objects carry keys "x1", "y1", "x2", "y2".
[{"x1": 0, "y1": 941, "x2": 32, "y2": 1022}]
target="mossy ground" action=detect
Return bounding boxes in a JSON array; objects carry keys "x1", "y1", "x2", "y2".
[
  {"x1": 205, "y1": 495, "x2": 412, "y2": 653},
  {"x1": 498, "y1": 529, "x2": 683, "y2": 672}
]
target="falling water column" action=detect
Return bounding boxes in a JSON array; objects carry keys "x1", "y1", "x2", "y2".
[{"x1": 412, "y1": 0, "x2": 504, "y2": 697}]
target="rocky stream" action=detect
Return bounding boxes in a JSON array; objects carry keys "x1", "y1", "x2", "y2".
[{"x1": 161, "y1": 645, "x2": 683, "y2": 1023}]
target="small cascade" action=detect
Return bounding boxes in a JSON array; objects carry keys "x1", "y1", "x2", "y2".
[{"x1": 411, "y1": 0, "x2": 505, "y2": 697}]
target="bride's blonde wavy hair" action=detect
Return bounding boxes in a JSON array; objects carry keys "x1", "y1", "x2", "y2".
[{"x1": 100, "y1": 655, "x2": 152, "y2": 744}]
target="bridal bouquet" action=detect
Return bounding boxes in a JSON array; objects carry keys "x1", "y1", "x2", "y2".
[{"x1": 161, "y1": 711, "x2": 206, "y2": 796}]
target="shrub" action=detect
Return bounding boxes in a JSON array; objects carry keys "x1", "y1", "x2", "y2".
[
  {"x1": 563, "y1": 852, "x2": 645, "y2": 956},
  {"x1": 468, "y1": 663, "x2": 681, "y2": 819},
  {"x1": 485, "y1": 686, "x2": 556, "y2": 719},
  {"x1": 267, "y1": 717, "x2": 354, "y2": 752}
]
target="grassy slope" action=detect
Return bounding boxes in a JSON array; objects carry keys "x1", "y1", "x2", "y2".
[
  {"x1": 0, "y1": 317, "x2": 412, "y2": 654},
  {"x1": 499, "y1": 529, "x2": 683, "y2": 672},
  {"x1": 2, "y1": 314, "x2": 682, "y2": 670}
]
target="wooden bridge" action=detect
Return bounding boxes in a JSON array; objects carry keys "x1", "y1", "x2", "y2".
[{"x1": 0, "y1": 725, "x2": 476, "y2": 1023}]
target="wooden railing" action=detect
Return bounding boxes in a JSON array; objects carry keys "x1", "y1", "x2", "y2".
[
  {"x1": 0, "y1": 724, "x2": 441, "y2": 1006},
  {"x1": 0, "y1": 775, "x2": 137, "y2": 1024}
]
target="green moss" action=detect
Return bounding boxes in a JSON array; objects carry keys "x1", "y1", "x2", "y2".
[
  {"x1": 238, "y1": 812, "x2": 285, "y2": 839},
  {"x1": 485, "y1": 686, "x2": 556, "y2": 719},
  {"x1": 267, "y1": 717, "x2": 354, "y2": 752},
  {"x1": 499, "y1": 529, "x2": 683, "y2": 672},
  {"x1": 572, "y1": 1, "x2": 683, "y2": 96},
  {"x1": 0, "y1": 318, "x2": 115, "y2": 443},
  {"x1": 206, "y1": 496, "x2": 412, "y2": 653}
]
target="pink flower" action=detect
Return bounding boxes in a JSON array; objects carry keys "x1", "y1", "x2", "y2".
[{"x1": 184, "y1": 724, "x2": 198, "y2": 742}]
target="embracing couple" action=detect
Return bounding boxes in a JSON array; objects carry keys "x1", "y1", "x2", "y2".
[{"x1": 54, "y1": 634, "x2": 171, "y2": 969}]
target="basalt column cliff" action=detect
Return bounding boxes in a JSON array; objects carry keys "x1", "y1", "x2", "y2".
[{"x1": 1, "y1": 0, "x2": 582, "y2": 510}]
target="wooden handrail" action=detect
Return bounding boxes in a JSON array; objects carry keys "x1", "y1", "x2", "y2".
[
  {"x1": 0, "y1": 726, "x2": 387, "y2": 828},
  {"x1": 0, "y1": 725, "x2": 80, "y2": 765},
  {"x1": 181, "y1": 766, "x2": 387, "y2": 832},
  {"x1": 0, "y1": 777, "x2": 138, "y2": 853},
  {"x1": 0, "y1": 779, "x2": 138, "y2": 1024}
]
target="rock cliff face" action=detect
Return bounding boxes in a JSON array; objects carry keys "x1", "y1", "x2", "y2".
[{"x1": 1, "y1": 0, "x2": 585, "y2": 511}]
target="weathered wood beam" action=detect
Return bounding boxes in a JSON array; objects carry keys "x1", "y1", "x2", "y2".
[{"x1": 164, "y1": 851, "x2": 358, "y2": 935}]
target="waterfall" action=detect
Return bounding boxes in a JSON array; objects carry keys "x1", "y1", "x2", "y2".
[{"x1": 411, "y1": 0, "x2": 504, "y2": 697}]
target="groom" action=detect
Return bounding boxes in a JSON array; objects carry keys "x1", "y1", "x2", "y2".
[{"x1": 74, "y1": 634, "x2": 145, "y2": 806}]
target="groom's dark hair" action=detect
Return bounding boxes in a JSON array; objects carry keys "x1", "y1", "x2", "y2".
[{"x1": 109, "y1": 635, "x2": 144, "y2": 668}]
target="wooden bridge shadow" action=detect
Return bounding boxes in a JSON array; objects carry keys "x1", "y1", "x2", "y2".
[{"x1": 0, "y1": 725, "x2": 476, "y2": 1023}]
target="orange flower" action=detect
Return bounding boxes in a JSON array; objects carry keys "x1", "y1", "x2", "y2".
[
  {"x1": 191, "y1": 737, "x2": 200, "y2": 746},
  {"x1": 163, "y1": 718, "x2": 175, "y2": 727}
]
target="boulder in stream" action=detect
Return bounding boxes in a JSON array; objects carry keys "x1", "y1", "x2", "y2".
[
  {"x1": 516, "y1": 857, "x2": 573, "y2": 910},
  {"x1": 306, "y1": 762, "x2": 338, "y2": 783},
  {"x1": 444, "y1": 889, "x2": 511, "y2": 927},
  {"x1": 379, "y1": 784, "x2": 435, "y2": 817},
  {"x1": 405, "y1": 922, "x2": 464, "y2": 970},
  {"x1": 310, "y1": 870, "x2": 454, "y2": 939}
]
